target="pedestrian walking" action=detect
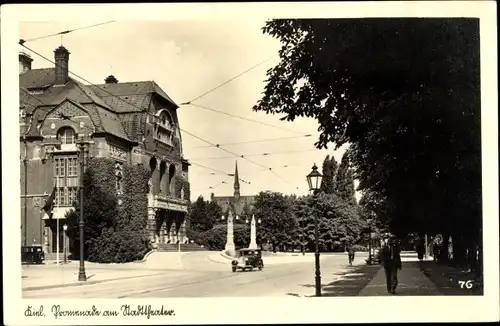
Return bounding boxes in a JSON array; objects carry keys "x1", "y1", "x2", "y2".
[
  {"x1": 347, "y1": 244, "x2": 355, "y2": 265},
  {"x1": 381, "y1": 236, "x2": 402, "y2": 294},
  {"x1": 416, "y1": 239, "x2": 425, "y2": 262}
]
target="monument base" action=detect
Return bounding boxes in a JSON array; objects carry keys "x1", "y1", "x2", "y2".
[
  {"x1": 248, "y1": 242, "x2": 258, "y2": 250},
  {"x1": 225, "y1": 243, "x2": 236, "y2": 257}
]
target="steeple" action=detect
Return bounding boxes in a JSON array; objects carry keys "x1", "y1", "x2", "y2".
[{"x1": 234, "y1": 161, "x2": 240, "y2": 199}]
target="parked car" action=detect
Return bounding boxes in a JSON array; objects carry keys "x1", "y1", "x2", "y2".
[
  {"x1": 231, "y1": 248, "x2": 264, "y2": 272},
  {"x1": 21, "y1": 246, "x2": 45, "y2": 264}
]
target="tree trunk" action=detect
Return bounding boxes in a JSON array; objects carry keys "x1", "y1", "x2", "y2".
[{"x1": 272, "y1": 242, "x2": 276, "y2": 253}]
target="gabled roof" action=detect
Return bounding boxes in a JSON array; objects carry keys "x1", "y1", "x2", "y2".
[
  {"x1": 19, "y1": 68, "x2": 55, "y2": 89},
  {"x1": 88, "y1": 80, "x2": 178, "y2": 112},
  {"x1": 19, "y1": 67, "x2": 177, "y2": 143}
]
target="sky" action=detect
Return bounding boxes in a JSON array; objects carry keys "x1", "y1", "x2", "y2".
[{"x1": 19, "y1": 20, "x2": 352, "y2": 201}]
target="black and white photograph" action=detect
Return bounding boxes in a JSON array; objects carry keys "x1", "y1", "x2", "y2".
[{"x1": 2, "y1": 2, "x2": 498, "y2": 325}]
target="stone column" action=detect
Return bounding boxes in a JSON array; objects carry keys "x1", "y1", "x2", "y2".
[
  {"x1": 249, "y1": 215, "x2": 258, "y2": 249},
  {"x1": 147, "y1": 207, "x2": 158, "y2": 249},
  {"x1": 179, "y1": 217, "x2": 186, "y2": 244},
  {"x1": 225, "y1": 211, "x2": 235, "y2": 256},
  {"x1": 171, "y1": 218, "x2": 178, "y2": 244}
]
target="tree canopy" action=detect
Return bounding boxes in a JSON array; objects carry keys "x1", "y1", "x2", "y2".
[{"x1": 254, "y1": 18, "x2": 481, "y2": 264}]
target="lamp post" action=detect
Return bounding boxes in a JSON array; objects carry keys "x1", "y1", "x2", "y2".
[
  {"x1": 306, "y1": 163, "x2": 323, "y2": 297},
  {"x1": 63, "y1": 224, "x2": 68, "y2": 264},
  {"x1": 367, "y1": 217, "x2": 373, "y2": 264},
  {"x1": 77, "y1": 129, "x2": 89, "y2": 282}
]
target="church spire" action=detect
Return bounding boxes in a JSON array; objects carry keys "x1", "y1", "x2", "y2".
[{"x1": 234, "y1": 161, "x2": 240, "y2": 199}]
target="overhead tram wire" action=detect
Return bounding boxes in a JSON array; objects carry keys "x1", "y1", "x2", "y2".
[
  {"x1": 189, "y1": 148, "x2": 319, "y2": 161},
  {"x1": 19, "y1": 21, "x2": 116, "y2": 44},
  {"x1": 186, "y1": 134, "x2": 312, "y2": 149},
  {"x1": 184, "y1": 103, "x2": 305, "y2": 135},
  {"x1": 188, "y1": 162, "x2": 263, "y2": 191},
  {"x1": 180, "y1": 55, "x2": 275, "y2": 105},
  {"x1": 181, "y1": 128, "x2": 296, "y2": 188},
  {"x1": 20, "y1": 43, "x2": 299, "y2": 191}
]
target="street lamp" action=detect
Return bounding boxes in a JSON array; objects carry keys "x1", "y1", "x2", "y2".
[
  {"x1": 306, "y1": 163, "x2": 323, "y2": 297},
  {"x1": 77, "y1": 123, "x2": 89, "y2": 282},
  {"x1": 63, "y1": 224, "x2": 68, "y2": 264}
]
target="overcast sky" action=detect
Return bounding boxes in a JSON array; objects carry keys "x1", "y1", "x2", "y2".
[{"x1": 20, "y1": 20, "x2": 350, "y2": 201}]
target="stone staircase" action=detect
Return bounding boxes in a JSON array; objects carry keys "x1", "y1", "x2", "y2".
[
  {"x1": 43, "y1": 252, "x2": 71, "y2": 262},
  {"x1": 157, "y1": 243, "x2": 207, "y2": 252}
]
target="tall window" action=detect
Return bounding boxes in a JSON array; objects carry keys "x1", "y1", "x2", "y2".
[
  {"x1": 57, "y1": 127, "x2": 76, "y2": 144},
  {"x1": 54, "y1": 156, "x2": 79, "y2": 206},
  {"x1": 115, "y1": 162, "x2": 123, "y2": 195}
]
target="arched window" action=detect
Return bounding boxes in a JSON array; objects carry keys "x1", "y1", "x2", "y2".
[
  {"x1": 159, "y1": 111, "x2": 173, "y2": 129},
  {"x1": 57, "y1": 127, "x2": 75, "y2": 144}
]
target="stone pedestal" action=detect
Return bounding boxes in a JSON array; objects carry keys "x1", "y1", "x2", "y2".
[
  {"x1": 249, "y1": 215, "x2": 258, "y2": 249},
  {"x1": 225, "y1": 211, "x2": 235, "y2": 256}
]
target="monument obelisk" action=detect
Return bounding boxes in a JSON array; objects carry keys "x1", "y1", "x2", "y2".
[
  {"x1": 225, "y1": 211, "x2": 235, "y2": 256},
  {"x1": 249, "y1": 214, "x2": 258, "y2": 249}
]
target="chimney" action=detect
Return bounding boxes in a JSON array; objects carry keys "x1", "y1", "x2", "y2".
[
  {"x1": 19, "y1": 51, "x2": 33, "y2": 74},
  {"x1": 105, "y1": 75, "x2": 118, "y2": 84},
  {"x1": 54, "y1": 46, "x2": 70, "y2": 86}
]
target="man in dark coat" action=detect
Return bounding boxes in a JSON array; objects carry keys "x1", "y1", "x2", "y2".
[{"x1": 381, "y1": 237, "x2": 402, "y2": 294}]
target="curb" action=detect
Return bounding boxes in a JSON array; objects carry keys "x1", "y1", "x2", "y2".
[
  {"x1": 22, "y1": 272, "x2": 168, "y2": 292},
  {"x1": 136, "y1": 250, "x2": 154, "y2": 263}
]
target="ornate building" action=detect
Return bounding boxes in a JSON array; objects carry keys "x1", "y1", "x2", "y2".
[
  {"x1": 211, "y1": 162, "x2": 255, "y2": 216},
  {"x1": 19, "y1": 46, "x2": 190, "y2": 255}
]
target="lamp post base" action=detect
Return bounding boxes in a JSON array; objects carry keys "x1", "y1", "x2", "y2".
[
  {"x1": 78, "y1": 271, "x2": 87, "y2": 282},
  {"x1": 315, "y1": 251, "x2": 321, "y2": 297}
]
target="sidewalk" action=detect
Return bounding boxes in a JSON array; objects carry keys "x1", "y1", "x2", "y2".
[
  {"x1": 359, "y1": 262, "x2": 441, "y2": 296},
  {"x1": 22, "y1": 263, "x2": 172, "y2": 291},
  {"x1": 418, "y1": 261, "x2": 483, "y2": 295}
]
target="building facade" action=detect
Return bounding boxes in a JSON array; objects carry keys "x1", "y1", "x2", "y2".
[
  {"x1": 210, "y1": 162, "x2": 255, "y2": 217},
  {"x1": 19, "y1": 46, "x2": 190, "y2": 255}
]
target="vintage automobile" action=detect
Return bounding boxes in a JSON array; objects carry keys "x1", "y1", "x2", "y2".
[
  {"x1": 21, "y1": 245, "x2": 45, "y2": 264},
  {"x1": 231, "y1": 248, "x2": 264, "y2": 272}
]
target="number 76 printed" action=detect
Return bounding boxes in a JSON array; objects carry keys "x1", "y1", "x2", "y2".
[{"x1": 458, "y1": 280, "x2": 473, "y2": 289}]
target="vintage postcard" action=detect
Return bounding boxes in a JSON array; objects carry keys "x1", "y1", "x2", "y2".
[{"x1": 2, "y1": 1, "x2": 499, "y2": 325}]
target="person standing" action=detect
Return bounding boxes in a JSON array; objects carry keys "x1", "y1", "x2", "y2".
[
  {"x1": 347, "y1": 243, "x2": 355, "y2": 265},
  {"x1": 381, "y1": 236, "x2": 402, "y2": 294}
]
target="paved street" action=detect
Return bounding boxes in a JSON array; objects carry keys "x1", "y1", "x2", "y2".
[
  {"x1": 23, "y1": 251, "x2": 474, "y2": 298},
  {"x1": 23, "y1": 252, "x2": 369, "y2": 298}
]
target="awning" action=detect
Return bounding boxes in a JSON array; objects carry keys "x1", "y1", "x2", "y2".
[{"x1": 42, "y1": 206, "x2": 75, "y2": 220}]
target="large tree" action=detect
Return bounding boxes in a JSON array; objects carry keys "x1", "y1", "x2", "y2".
[
  {"x1": 335, "y1": 152, "x2": 356, "y2": 204},
  {"x1": 254, "y1": 19, "x2": 481, "y2": 267},
  {"x1": 292, "y1": 193, "x2": 363, "y2": 252},
  {"x1": 188, "y1": 196, "x2": 221, "y2": 233},
  {"x1": 320, "y1": 155, "x2": 338, "y2": 194},
  {"x1": 252, "y1": 191, "x2": 297, "y2": 252}
]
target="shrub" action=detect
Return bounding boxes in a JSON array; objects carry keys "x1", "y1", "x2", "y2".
[{"x1": 194, "y1": 224, "x2": 251, "y2": 250}]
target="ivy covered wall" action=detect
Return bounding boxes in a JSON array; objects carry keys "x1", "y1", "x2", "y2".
[{"x1": 66, "y1": 157, "x2": 151, "y2": 263}]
